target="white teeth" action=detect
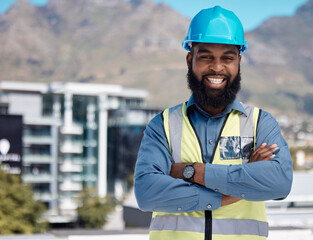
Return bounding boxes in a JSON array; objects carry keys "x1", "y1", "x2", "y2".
[{"x1": 208, "y1": 78, "x2": 223, "y2": 84}]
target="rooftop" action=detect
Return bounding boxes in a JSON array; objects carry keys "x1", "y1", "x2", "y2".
[{"x1": 0, "y1": 81, "x2": 149, "y2": 99}]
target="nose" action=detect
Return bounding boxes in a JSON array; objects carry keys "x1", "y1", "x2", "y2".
[{"x1": 209, "y1": 59, "x2": 224, "y2": 73}]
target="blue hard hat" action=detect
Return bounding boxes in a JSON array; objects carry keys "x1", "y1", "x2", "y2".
[{"x1": 182, "y1": 6, "x2": 247, "y2": 54}]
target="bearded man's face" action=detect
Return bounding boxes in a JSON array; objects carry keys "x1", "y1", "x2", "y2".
[{"x1": 186, "y1": 43, "x2": 242, "y2": 110}]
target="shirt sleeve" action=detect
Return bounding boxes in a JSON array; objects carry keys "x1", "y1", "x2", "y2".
[
  {"x1": 204, "y1": 110, "x2": 293, "y2": 201},
  {"x1": 134, "y1": 113, "x2": 222, "y2": 213}
]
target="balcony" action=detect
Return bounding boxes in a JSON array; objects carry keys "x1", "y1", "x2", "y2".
[
  {"x1": 58, "y1": 174, "x2": 84, "y2": 182},
  {"x1": 24, "y1": 116, "x2": 59, "y2": 126},
  {"x1": 60, "y1": 141, "x2": 83, "y2": 154},
  {"x1": 84, "y1": 174, "x2": 97, "y2": 183},
  {"x1": 60, "y1": 161, "x2": 83, "y2": 173},
  {"x1": 61, "y1": 124, "x2": 83, "y2": 135},
  {"x1": 82, "y1": 156, "x2": 97, "y2": 165},
  {"x1": 59, "y1": 198, "x2": 78, "y2": 211},
  {"x1": 59, "y1": 157, "x2": 85, "y2": 165},
  {"x1": 59, "y1": 179, "x2": 83, "y2": 191},
  {"x1": 23, "y1": 135, "x2": 53, "y2": 145},
  {"x1": 71, "y1": 157, "x2": 84, "y2": 165},
  {"x1": 33, "y1": 192, "x2": 53, "y2": 202},
  {"x1": 71, "y1": 174, "x2": 84, "y2": 182},
  {"x1": 23, "y1": 154, "x2": 52, "y2": 164},
  {"x1": 23, "y1": 173, "x2": 52, "y2": 183}
]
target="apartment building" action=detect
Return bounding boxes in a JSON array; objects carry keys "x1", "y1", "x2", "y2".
[{"x1": 0, "y1": 81, "x2": 158, "y2": 223}]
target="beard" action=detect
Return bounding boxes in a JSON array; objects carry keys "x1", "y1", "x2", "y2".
[{"x1": 187, "y1": 65, "x2": 241, "y2": 110}]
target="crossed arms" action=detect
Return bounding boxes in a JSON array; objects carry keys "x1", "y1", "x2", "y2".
[
  {"x1": 134, "y1": 111, "x2": 293, "y2": 213},
  {"x1": 170, "y1": 143, "x2": 279, "y2": 206}
]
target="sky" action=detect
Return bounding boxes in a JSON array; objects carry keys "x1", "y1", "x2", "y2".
[
  {"x1": 0, "y1": 0, "x2": 310, "y2": 31},
  {"x1": 151, "y1": 0, "x2": 310, "y2": 31}
]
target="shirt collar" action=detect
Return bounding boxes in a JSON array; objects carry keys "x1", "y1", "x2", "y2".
[{"x1": 186, "y1": 94, "x2": 247, "y2": 117}]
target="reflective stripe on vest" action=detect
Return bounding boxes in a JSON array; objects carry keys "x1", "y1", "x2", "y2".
[
  {"x1": 150, "y1": 102, "x2": 268, "y2": 240},
  {"x1": 151, "y1": 215, "x2": 268, "y2": 237}
]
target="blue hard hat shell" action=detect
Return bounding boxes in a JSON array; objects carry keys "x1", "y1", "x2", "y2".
[{"x1": 182, "y1": 6, "x2": 247, "y2": 54}]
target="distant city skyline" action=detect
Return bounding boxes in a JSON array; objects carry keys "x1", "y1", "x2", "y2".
[{"x1": 0, "y1": 0, "x2": 310, "y2": 31}]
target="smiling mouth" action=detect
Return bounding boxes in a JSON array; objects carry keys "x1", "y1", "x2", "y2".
[
  {"x1": 204, "y1": 75, "x2": 226, "y2": 85},
  {"x1": 207, "y1": 77, "x2": 224, "y2": 84}
]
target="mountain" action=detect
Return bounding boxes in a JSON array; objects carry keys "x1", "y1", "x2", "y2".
[
  {"x1": 242, "y1": 0, "x2": 313, "y2": 114},
  {"x1": 0, "y1": 0, "x2": 312, "y2": 114}
]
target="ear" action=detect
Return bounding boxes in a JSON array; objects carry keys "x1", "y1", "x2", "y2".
[
  {"x1": 238, "y1": 55, "x2": 242, "y2": 64},
  {"x1": 186, "y1": 52, "x2": 192, "y2": 68}
]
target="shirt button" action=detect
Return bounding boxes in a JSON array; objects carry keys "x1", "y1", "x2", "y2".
[
  {"x1": 214, "y1": 189, "x2": 219, "y2": 192},
  {"x1": 241, "y1": 194, "x2": 245, "y2": 198},
  {"x1": 207, "y1": 204, "x2": 212, "y2": 209},
  {"x1": 178, "y1": 207, "x2": 182, "y2": 211},
  {"x1": 209, "y1": 140, "x2": 213, "y2": 145}
]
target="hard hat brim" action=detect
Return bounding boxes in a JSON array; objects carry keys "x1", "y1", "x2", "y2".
[{"x1": 182, "y1": 39, "x2": 247, "y2": 54}]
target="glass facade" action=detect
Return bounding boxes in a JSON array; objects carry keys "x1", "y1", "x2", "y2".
[
  {"x1": 107, "y1": 124, "x2": 145, "y2": 194},
  {"x1": 0, "y1": 81, "x2": 158, "y2": 223}
]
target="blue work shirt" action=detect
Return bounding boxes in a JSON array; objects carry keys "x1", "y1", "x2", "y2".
[{"x1": 134, "y1": 95, "x2": 293, "y2": 213}]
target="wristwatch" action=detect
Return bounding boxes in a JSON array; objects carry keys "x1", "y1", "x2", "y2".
[{"x1": 183, "y1": 163, "x2": 195, "y2": 182}]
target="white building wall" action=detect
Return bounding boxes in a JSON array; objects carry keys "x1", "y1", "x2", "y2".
[
  {"x1": 98, "y1": 94, "x2": 108, "y2": 197},
  {"x1": 8, "y1": 92, "x2": 42, "y2": 116}
]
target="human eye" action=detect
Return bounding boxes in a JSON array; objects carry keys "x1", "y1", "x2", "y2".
[
  {"x1": 222, "y1": 56, "x2": 235, "y2": 61},
  {"x1": 198, "y1": 54, "x2": 211, "y2": 60}
]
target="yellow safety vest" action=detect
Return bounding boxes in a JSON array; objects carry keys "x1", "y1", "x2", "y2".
[{"x1": 149, "y1": 102, "x2": 268, "y2": 240}]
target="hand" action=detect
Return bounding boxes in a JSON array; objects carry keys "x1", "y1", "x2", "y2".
[
  {"x1": 248, "y1": 143, "x2": 279, "y2": 163},
  {"x1": 170, "y1": 163, "x2": 185, "y2": 179},
  {"x1": 221, "y1": 194, "x2": 241, "y2": 206}
]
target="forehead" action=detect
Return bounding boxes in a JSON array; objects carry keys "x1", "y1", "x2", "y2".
[{"x1": 193, "y1": 43, "x2": 239, "y2": 55}]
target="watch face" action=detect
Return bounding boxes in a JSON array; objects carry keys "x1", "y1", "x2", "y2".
[{"x1": 183, "y1": 165, "x2": 195, "y2": 179}]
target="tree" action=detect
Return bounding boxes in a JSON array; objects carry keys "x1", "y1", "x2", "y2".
[
  {"x1": 0, "y1": 169, "x2": 48, "y2": 234},
  {"x1": 77, "y1": 187, "x2": 116, "y2": 229}
]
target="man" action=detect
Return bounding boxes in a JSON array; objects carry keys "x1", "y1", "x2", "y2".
[{"x1": 134, "y1": 6, "x2": 293, "y2": 240}]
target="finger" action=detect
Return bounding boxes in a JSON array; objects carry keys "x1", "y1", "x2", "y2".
[
  {"x1": 262, "y1": 154, "x2": 276, "y2": 161},
  {"x1": 255, "y1": 144, "x2": 278, "y2": 155},
  {"x1": 254, "y1": 147, "x2": 279, "y2": 160},
  {"x1": 255, "y1": 149, "x2": 274, "y2": 159},
  {"x1": 253, "y1": 143, "x2": 267, "y2": 154},
  {"x1": 262, "y1": 146, "x2": 279, "y2": 157},
  {"x1": 249, "y1": 152, "x2": 273, "y2": 163},
  {"x1": 255, "y1": 143, "x2": 277, "y2": 152},
  {"x1": 250, "y1": 145, "x2": 279, "y2": 162}
]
